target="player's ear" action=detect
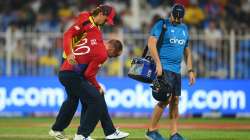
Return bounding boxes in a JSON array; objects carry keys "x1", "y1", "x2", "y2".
[
  {"x1": 99, "y1": 11, "x2": 105, "y2": 16},
  {"x1": 116, "y1": 50, "x2": 122, "y2": 57}
]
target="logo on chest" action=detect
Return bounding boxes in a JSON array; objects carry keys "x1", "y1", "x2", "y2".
[{"x1": 169, "y1": 38, "x2": 186, "y2": 45}]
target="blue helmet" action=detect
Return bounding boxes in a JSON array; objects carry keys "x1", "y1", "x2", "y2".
[{"x1": 172, "y1": 4, "x2": 185, "y2": 19}]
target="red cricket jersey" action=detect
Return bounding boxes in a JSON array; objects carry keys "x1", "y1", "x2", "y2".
[{"x1": 61, "y1": 12, "x2": 108, "y2": 90}]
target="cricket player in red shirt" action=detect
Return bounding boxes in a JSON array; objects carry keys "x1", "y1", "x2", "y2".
[{"x1": 49, "y1": 5, "x2": 129, "y2": 140}]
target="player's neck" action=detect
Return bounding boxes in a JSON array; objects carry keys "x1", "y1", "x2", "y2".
[{"x1": 92, "y1": 16, "x2": 99, "y2": 26}]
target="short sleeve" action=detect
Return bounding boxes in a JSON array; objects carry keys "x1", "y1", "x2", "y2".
[{"x1": 150, "y1": 20, "x2": 163, "y2": 39}]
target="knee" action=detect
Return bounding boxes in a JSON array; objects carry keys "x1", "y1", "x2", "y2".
[
  {"x1": 157, "y1": 100, "x2": 169, "y2": 108},
  {"x1": 65, "y1": 97, "x2": 79, "y2": 105},
  {"x1": 93, "y1": 96, "x2": 105, "y2": 114},
  {"x1": 170, "y1": 96, "x2": 179, "y2": 106},
  {"x1": 90, "y1": 92, "x2": 103, "y2": 107}
]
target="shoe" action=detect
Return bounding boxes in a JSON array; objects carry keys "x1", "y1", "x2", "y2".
[
  {"x1": 145, "y1": 130, "x2": 166, "y2": 140},
  {"x1": 49, "y1": 129, "x2": 69, "y2": 140},
  {"x1": 169, "y1": 133, "x2": 185, "y2": 140},
  {"x1": 73, "y1": 134, "x2": 95, "y2": 140},
  {"x1": 105, "y1": 129, "x2": 129, "y2": 139}
]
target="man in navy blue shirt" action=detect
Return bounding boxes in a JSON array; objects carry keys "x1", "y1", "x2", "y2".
[{"x1": 146, "y1": 4, "x2": 195, "y2": 140}]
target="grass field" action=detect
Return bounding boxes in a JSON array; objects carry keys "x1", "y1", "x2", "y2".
[{"x1": 0, "y1": 117, "x2": 250, "y2": 140}]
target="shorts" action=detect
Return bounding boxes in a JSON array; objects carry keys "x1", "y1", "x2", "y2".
[{"x1": 162, "y1": 70, "x2": 181, "y2": 96}]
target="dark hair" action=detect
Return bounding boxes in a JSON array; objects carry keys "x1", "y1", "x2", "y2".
[
  {"x1": 91, "y1": 5, "x2": 112, "y2": 17},
  {"x1": 108, "y1": 39, "x2": 123, "y2": 52},
  {"x1": 91, "y1": 7, "x2": 102, "y2": 17}
]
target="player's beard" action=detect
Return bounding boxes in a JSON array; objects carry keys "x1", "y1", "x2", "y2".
[{"x1": 172, "y1": 18, "x2": 181, "y2": 25}]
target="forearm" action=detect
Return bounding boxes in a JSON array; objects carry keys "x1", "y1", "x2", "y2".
[
  {"x1": 185, "y1": 47, "x2": 196, "y2": 85},
  {"x1": 148, "y1": 36, "x2": 161, "y2": 64},
  {"x1": 184, "y1": 48, "x2": 193, "y2": 70}
]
